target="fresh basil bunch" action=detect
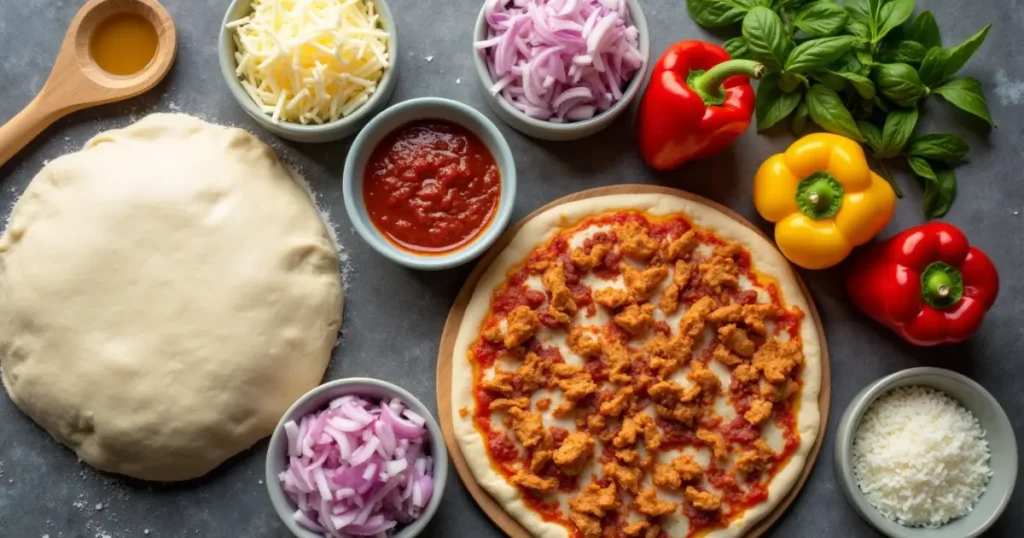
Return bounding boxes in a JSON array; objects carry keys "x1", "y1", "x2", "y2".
[{"x1": 685, "y1": 0, "x2": 994, "y2": 218}]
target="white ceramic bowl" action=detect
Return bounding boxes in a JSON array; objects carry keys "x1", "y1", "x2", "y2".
[
  {"x1": 471, "y1": 0, "x2": 650, "y2": 141},
  {"x1": 218, "y1": 0, "x2": 399, "y2": 142},
  {"x1": 834, "y1": 367, "x2": 1017, "y2": 538},
  {"x1": 265, "y1": 378, "x2": 448, "y2": 538}
]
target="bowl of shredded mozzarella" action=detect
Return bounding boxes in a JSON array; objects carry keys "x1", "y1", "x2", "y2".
[
  {"x1": 266, "y1": 378, "x2": 448, "y2": 538},
  {"x1": 219, "y1": 0, "x2": 398, "y2": 142},
  {"x1": 472, "y1": 0, "x2": 650, "y2": 141},
  {"x1": 835, "y1": 367, "x2": 1016, "y2": 538}
]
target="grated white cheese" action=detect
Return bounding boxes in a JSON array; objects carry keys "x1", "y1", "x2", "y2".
[
  {"x1": 228, "y1": 0, "x2": 390, "y2": 124},
  {"x1": 852, "y1": 386, "x2": 992, "y2": 528}
]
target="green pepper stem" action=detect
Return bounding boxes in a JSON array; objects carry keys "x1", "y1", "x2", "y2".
[
  {"x1": 921, "y1": 261, "x2": 964, "y2": 309},
  {"x1": 795, "y1": 172, "x2": 844, "y2": 220},
  {"x1": 688, "y1": 60, "x2": 767, "y2": 107}
]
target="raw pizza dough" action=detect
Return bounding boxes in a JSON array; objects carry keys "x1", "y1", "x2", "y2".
[
  {"x1": 0, "y1": 114, "x2": 343, "y2": 481},
  {"x1": 451, "y1": 193, "x2": 822, "y2": 538}
]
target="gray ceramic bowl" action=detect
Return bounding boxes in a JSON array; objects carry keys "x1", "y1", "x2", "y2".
[
  {"x1": 218, "y1": 0, "x2": 399, "y2": 142},
  {"x1": 471, "y1": 0, "x2": 650, "y2": 141},
  {"x1": 835, "y1": 367, "x2": 1017, "y2": 538},
  {"x1": 266, "y1": 378, "x2": 448, "y2": 538},
  {"x1": 343, "y1": 97, "x2": 516, "y2": 270}
]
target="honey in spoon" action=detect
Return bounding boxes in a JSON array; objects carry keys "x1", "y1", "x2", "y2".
[{"x1": 89, "y1": 12, "x2": 158, "y2": 76}]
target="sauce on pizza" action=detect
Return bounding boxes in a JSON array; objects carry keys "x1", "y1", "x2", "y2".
[{"x1": 465, "y1": 211, "x2": 808, "y2": 538}]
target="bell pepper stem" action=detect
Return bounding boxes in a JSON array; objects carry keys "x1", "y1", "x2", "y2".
[
  {"x1": 796, "y1": 172, "x2": 844, "y2": 219},
  {"x1": 921, "y1": 261, "x2": 964, "y2": 309},
  {"x1": 688, "y1": 60, "x2": 767, "y2": 107}
]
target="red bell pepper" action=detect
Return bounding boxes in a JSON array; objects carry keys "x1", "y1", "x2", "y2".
[
  {"x1": 846, "y1": 222, "x2": 999, "y2": 346},
  {"x1": 636, "y1": 41, "x2": 765, "y2": 171}
]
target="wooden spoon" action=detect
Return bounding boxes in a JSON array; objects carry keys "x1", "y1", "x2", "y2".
[{"x1": 0, "y1": 0, "x2": 176, "y2": 168}]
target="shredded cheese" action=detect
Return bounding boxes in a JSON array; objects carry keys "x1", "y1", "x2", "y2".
[
  {"x1": 852, "y1": 386, "x2": 992, "y2": 528},
  {"x1": 228, "y1": 0, "x2": 390, "y2": 124}
]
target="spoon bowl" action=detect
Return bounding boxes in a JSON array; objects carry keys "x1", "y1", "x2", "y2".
[{"x1": 0, "y1": 0, "x2": 176, "y2": 167}]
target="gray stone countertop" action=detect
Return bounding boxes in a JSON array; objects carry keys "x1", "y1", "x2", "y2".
[{"x1": 1, "y1": 0, "x2": 1022, "y2": 537}]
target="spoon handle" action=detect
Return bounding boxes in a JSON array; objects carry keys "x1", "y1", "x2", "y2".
[{"x1": 0, "y1": 92, "x2": 65, "y2": 169}]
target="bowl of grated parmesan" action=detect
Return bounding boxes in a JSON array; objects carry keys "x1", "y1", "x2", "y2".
[
  {"x1": 218, "y1": 0, "x2": 399, "y2": 142},
  {"x1": 834, "y1": 367, "x2": 1017, "y2": 538}
]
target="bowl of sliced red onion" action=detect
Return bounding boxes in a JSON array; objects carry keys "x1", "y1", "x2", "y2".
[
  {"x1": 473, "y1": 0, "x2": 650, "y2": 141},
  {"x1": 266, "y1": 378, "x2": 447, "y2": 538}
]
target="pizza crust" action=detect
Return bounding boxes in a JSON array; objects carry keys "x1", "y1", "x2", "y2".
[{"x1": 451, "y1": 193, "x2": 822, "y2": 538}]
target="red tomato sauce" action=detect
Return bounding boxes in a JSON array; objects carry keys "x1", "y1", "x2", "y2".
[{"x1": 362, "y1": 120, "x2": 500, "y2": 253}]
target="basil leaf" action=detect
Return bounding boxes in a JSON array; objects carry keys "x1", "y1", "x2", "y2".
[
  {"x1": 820, "y1": 71, "x2": 849, "y2": 92},
  {"x1": 873, "y1": 63, "x2": 927, "y2": 106},
  {"x1": 794, "y1": 2, "x2": 849, "y2": 36},
  {"x1": 806, "y1": 84, "x2": 865, "y2": 141},
  {"x1": 873, "y1": 94, "x2": 891, "y2": 113},
  {"x1": 932, "y1": 77, "x2": 995, "y2": 127},
  {"x1": 785, "y1": 36, "x2": 859, "y2": 74},
  {"x1": 867, "y1": 0, "x2": 884, "y2": 22},
  {"x1": 844, "y1": 0, "x2": 871, "y2": 23},
  {"x1": 918, "y1": 24, "x2": 991, "y2": 86},
  {"x1": 922, "y1": 166, "x2": 957, "y2": 218},
  {"x1": 792, "y1": 101, "x2": 809, "y2": 136},
  {"x1": 831, "y1": 71, "x2": 876, "y2": 99},
  {"x1": 905, "y1": 10, "x2": 941, "y2": 49},
  {"x1": 873, "y1": 0, "x2": 915, "y2": 44},
  {"x1": 686, "y1": 0, "x2": 752, "y2": 27},
  {"x1": 779, "y1": 0, "x2": 810, "y2": 8},
  {"x1": 743, "y1": 7, "x2": 791, "y2": 70},
  {"x1": 724, "y1": 37, "x2": 752, "y2": 60},
  {"x1": 906, "y1": 155, "x2": 937, "y2": 180},
  {"x1": 756, "y1": 79, "x2": 803, "y2": 131},
  {"x1": 847, "y1": 20, "x2": 871, "y2": 41},
  {"x1": 858, "y1": 121, "x2": 883, "y2": 153},
  {"x1": 889, "y1": 40, "x2": 927, "y2": 65},
  {"x1": 855, "y1": 49, "x2": 874, "y2": 66},
  {"x1": 779, "y1": 71, "x2": 808, "y2": 92},
  {"x1": 907, "y1": 156, "x2": 955, "y2": 217},
  {"x1": 833, "y1": 51, "x2": 864, "y2": 74},
  {"x1": 907, "y1": 133, "x2": 970, "y2": 164},
  {"x1": 878, "y1": 107, "x2": 919, "y2": 158}
]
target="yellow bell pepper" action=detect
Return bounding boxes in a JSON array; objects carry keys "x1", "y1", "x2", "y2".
[{"x1": 753, "y1": 133, "x2": 896, "y2": 270}]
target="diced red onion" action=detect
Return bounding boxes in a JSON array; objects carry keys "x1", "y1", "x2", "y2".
[
  {"x1": 476, "y1": 0, "x2": 642, "y2": 123},
  {"x1": 279, "y1": 395, "x2": 435, "y2": 537}
]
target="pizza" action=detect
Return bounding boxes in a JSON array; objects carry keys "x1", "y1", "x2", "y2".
[{"x1": 450, "y1": 193, "x2": 823, "y2": 538}]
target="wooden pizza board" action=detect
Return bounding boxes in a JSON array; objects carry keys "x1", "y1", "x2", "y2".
[{"x1": 436, "y1": 185, "x2": 832, "y2": 538}]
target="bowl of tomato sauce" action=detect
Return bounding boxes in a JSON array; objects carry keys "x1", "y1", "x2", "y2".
[{"x1": 343, "y1": 97, "x2": 516, "y2": 270}]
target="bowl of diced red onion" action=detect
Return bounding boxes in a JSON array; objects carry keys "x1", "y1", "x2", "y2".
[
  {"x1": 473, "y1": 0, "x2": 650, "y2": 141},
  {"x1": 266, "y1": 378, "x2": 447, "y2": 538}
]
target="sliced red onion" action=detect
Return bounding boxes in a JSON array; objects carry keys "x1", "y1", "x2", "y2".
[
  {"x1": 284, "y1": 421, "x2": 301, "y2": 457},
  {"x1": 344, "y1": 520, "x2": 397, "y2": 536},
  {"x1": 380, "y1": 403, "x2": 426, "y2": 439},
  {"x1": 293, "y1": 510, "x2": 325, "y2": 532},
  {"x1": 328, "y1": 416, "x2": 364, "y2": 432},
  {"x1": 322, "y1": 425, "x2": 354, "y2": 459},
  {"x1": 401, "y1": 409, "x2": 426, "y2": 427},
  {"x1": 476, "y1": 0, "x2": 642, "y2": 123},
  {"x1": 280, "y1": 395, "x2": 434, "y2": 537}
]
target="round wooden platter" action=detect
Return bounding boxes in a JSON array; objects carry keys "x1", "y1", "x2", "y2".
[{"x1": 436, "y1": 185, "x2": 831, "y2": 538}]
